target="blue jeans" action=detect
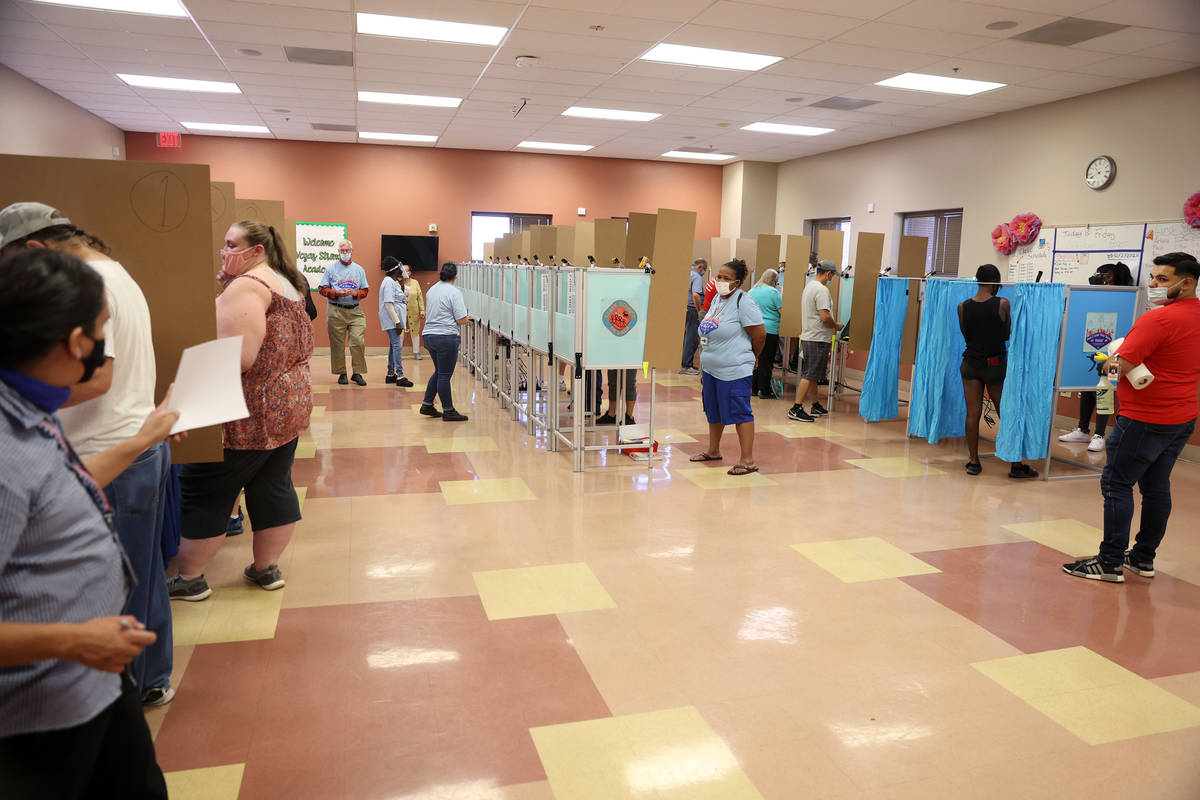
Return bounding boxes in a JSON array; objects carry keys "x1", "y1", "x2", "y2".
[
  {"x1": 385, "y1": 327, "x2": 405, "y2": 377},
  {"x1": 1099, "y1": 415, "x2": 1195, "y2": 564},
  {"x1": 423, "y1": 332, "x2": 460, "y2": 410},
  {"x1": 681, "y1": 305, "x2": 700, "y2": 369},
  {"x1": 104, "y1": 441, "x2": 173, "y2": 692}
]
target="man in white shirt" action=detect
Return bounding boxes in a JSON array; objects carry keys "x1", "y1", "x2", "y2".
[
  {"x1": 0, "y1": 202, "x2": 175, "y2": 706},
  {"x1": 787, "y1": 260, "x2": 842, "y2": 423}
]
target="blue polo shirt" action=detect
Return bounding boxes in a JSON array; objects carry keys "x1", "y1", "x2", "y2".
[{"x1": 319, "y1": 261, "x2": 368, "y2": 309}]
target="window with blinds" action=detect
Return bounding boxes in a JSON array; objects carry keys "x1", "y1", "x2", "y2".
[{"x1": 901, "y1": 209, "x2": 963, "y2": 275}]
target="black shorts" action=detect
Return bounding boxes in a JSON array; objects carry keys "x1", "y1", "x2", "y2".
[
  {"x1": 800, "y1": 340, "x2": 831, "y2": 382},
  {"x1": 180, "y1": 438, "x2": 301, "y2": 540},
  {"x1": 960, "y1": 354, "x2": 1007, "y2": 385}
]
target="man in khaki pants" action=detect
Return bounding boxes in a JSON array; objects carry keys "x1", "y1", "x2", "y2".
[{"x1": 318, "y1": 240, "x2": 369, "y2": 385}]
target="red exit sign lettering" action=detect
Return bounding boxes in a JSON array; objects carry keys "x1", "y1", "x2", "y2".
[{"x1": 157, "y1": 132, "x2": 182, "y2": 148}]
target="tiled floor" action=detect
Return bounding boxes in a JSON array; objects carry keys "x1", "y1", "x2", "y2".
[{"x1": 152, "y1": 354, "x2": 1200, "y2": 799}]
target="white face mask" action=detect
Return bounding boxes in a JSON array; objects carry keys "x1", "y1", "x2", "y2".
[
  {"x1": 1147, "y1": 279, "x2": 1183, "y2": 307},
  {"x1": 339, "y1": 252, "x2": 352, "y2": 264},
  {"x1": 715, "y1": 280, "x2": 733, "y2": 297}
]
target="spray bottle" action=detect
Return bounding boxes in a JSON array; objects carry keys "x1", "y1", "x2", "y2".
[{"x1": 1092, "y1": 351, "x2": 1114, "y2": 415}]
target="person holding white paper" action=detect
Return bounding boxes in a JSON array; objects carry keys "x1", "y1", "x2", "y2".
[{"x1": 169, "y1": 220, "x2": 313, "y2": 601}]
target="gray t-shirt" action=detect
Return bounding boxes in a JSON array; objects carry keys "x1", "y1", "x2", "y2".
[
  {"x1": 699, "y1": 289, "x2": 763, "y2": 381},
  {"x1": 422, "y1": 281, "x2": 468, "y2": 336},
  {"x1": 801, "y1": 279, "x2": 833, "y2": 342}
]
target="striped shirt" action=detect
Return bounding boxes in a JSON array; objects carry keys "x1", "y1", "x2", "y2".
[{"x1": 0, "y1": 378, "x2": 132, "y2": 736}]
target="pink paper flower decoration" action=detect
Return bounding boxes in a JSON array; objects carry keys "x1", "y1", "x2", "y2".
[
  {"x1": 1009, "y1": 212, "x2": 1042, "y2": 245},
  {"x1": 1185, "y1": 192, "x2": 1200, "y2": 228},
  {"x1": 991, "y1": 223, "x2": 1016, "y2": 255}
]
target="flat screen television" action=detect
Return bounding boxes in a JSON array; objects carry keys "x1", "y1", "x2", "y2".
[{"x1": 380, "y1": 235, "x2": 439, "y2": 271}]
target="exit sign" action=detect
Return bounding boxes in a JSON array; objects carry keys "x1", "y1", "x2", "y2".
[{"x1": 157, "y1": 132, "x2": 182, "y2": 148}]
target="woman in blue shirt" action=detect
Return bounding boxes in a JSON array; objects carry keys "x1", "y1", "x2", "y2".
[
  {"x1": 378, "y1": 259, "x2": 412, "y2": 387},
  {"x1": 689, "y1": 259, "x2": 766, "y2": 475},
  {"x1": 419, "y1": 262, "x2": 472, "y2": 422},
  {"x1": 747, "y1": 268, "x2": 783, "y2": 399}
]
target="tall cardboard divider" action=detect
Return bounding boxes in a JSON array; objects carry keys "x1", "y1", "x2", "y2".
[
  {"x1": 530, "y1": 224, "x2": 556, "y2": 263},
  {"x1": 210, "y1": 181, "x2": 236, "y2": 273},
  {"x1": 735, "y1": 238, "x2": 757, "y2": 275},
  {"x1": 849, "y1": 232, "x2": 885, "y2": 352},
  {"x1": 594, "y1": 219, "x2": 626, "y2": 267},
  {"x1": 520, "y1": 230, "x2": 532, "y2": 261},
  {"x1": 234, "y1": 198, "x2": 285, "y2": 233},
  {"x1": 624, "y1": 211, "x2": 656, "y2": 268},
  {"x1": 710, "y1": 237, "x2": 733, "y2": 268},
  {"x1": 693, "y1": 239, "x2": 711, "y2": 264},
  {"x1": 898, "y1": 235, "x2": 928, "y2": 364},
  {"x1": 756, "y1": 233, "x2": 781, "y2": 284},
  {"x1": 779, "y1": 234, "x2": 812, "y2": 337},
  {"x1": 0, "y1": 155, "x2": 221, "y2": 462},
  {"x1": 572, "y1": 221, "x2": 594, "y2": 266},
  {"x1": 643, "y1": 208, "x2": 697, "y2": 369},
  {"x1": 555, "y1": 226, "x2": 575, "y2": 265},
  {"x1": 817, "y1": 229, "x2": 845, "y2": 314},
  {"x1": 483, "y1": 241, "x2": 495, "y2": 260}
]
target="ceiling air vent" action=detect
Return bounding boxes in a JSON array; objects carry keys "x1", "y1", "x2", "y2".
[
  {"x1": 810, "y1": 97, "x2": 878, "y2": 111},
  {"x1": 1011, "y1": 17, "x2": 1127, "y2": 46},
  {"x1": 284, "y1": 46, "x2": 353, "y2": 66},
  {"x1": 311, "y1": 123, "x2": 356, "y2": 132}
]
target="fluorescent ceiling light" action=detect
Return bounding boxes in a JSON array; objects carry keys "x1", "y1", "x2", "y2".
[
  {"x1": 741, "y1": 122, "x2": 834, "y2": 136},
  {"x1": 182, "y1": 122, "x2": 270, "y2": 133},
  {"x1": 118, "y1": 74, "x2": 240, "y2": 94},
  {"x1": 640, "y1": 43, "x2": 780, "y2": 72},
  {"x1": 662, "y1": 150, "x2": 736, "y2": 161},
  {"x1": 562, "y1": 106, "x2": 660, "y2": 122},
  {"x1": 358, "y1": 90, "x2": 462, "y2": 108},
  {"x1": 356, "y1": 12, "x2": 507, "y2": 46},
  {"x1": 875, "y1": 72, "x2": 1005, "y2": 95},
  {"x1": 27, "y1": 0, "x2": 186, "y2": 16},
  {"x1": 360, "y1": 132, "x2": 438, "y2": 142},
  {"x1": 517, "y1": 141, "x2": 593, "y2": 152}
]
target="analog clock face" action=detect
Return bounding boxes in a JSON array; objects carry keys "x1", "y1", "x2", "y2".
[{"x1": 1086, "y1": 156, "x2": 1115, "y2": 189}]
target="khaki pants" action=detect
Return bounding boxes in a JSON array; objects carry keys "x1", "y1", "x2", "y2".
[{"x1": 327, "y1": 304, "x2": 367, "y2": 375}]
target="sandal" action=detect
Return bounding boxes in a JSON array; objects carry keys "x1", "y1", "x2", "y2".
[
  {"x1": 965, "y1": 461, "x2": 982, "y2": 476},
  {"x1": 689, "y1": 452, "x2": 722, "y2": 462},
  {"x1": 728, "y1": 464, "x2": 760, "y2": 475},
  {"x1": 1009, "y1": 463, "x2": 1039, "y2": 479}
]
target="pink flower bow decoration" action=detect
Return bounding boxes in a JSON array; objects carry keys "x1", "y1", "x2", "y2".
[
  {"x1": 1185, "y1": 192, "x2": 1200, "y2": 229},
  {"x1": 1009, "y1": 212, "x2": 1042, "y2": 245},
  {"x1": 991, "y1": 223, "x2": 1016, "y2": 255}
]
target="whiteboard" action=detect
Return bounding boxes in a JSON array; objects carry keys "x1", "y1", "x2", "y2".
[
  {"x1": 1141, "y1": 221, "x2": 1200, "y2": 286},
  {"x1": 1007, "y1": 228, "x2": 1055, "y2": 282},
  {"x1": 1053, "y1": 223, "x2": 1145, "y2": 253}
]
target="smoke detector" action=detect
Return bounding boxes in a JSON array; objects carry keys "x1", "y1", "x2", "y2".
[{"x1": 515, "y1": 55, "x2": 541, "y2": 68}]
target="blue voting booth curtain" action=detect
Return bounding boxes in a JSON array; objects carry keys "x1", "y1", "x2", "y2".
[
  {"x1": 859, "y1": 278, "x2": 910, "y2": 422},
  {"x1": 996, "y1": 282, "x2": 1066, "y2": 463},
  {"x1": 907, "y1": 278, "x2": 978, "y2": 443}
]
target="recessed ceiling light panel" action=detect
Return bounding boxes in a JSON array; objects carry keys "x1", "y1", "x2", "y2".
[
  {"x1": 360, "y1": 132, "x2": 439, "y2": 142},
  {"x1": 741, "y1": 122, "x2": 834, "y2": 136},
  {"x1": 640, "y1": 42, "x2": 781, "y2": 71},
  {"x1": 662, "y1": 150, "x2": 736, "y2": 161},
  {"x1": 357, "y1": 12, "x2": 507, "y2": 46},
  {"x1": 562, "y1": 106, "x2": 660, "y2": 122},
  {"x1": 182, "y1": 122, "x2": 270, "y2": 133},
  {"x1": 358, "y1": 91, "x2": 462, "y2": 108},
  {"x1": 517, "y1": 141, "x2": 594, "y2": 152},
  {"x1": 27, "y1": 0, "x2": 186, "y2": 16},
  {"x1": 118, "y1": 74, "x2": 240, "y2": 93},
  {"x1": 875, "y1": 72, "x2": 1004, "y2": 95}
]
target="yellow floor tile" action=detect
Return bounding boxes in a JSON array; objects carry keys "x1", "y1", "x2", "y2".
[
  {"x1": 655, "y1": 428, "x2": 698, "y2": 443},
  {"x1": 473, "y1": 562, "x2": 616, "y2": 620},
  {"x1": 295, "y1": 441, "x2": 317, "y2": 459},
  {"x1": 973, "y1": 647, "x2": 1200, "y2": 745},
  {"x1": 655, "y1": 375, "x2": 701, "y2": 387},
  {"x1": 295, "y1": 486, "x2": 307, "y2": 511},
  {"x1": 310, "y1": 405, "x2": 325, "y2": 417},
  {"x1": 170, "y1": 583, "x2": 285, "y2": 645},
  {"x1": 425, "y1": 435, "x2": 500, "y2": 453},
  {"x1": 791, "y1": 537, "x2": 941, "y2": 583},
  {"x1": 311, "y1": 384, "x2": 330, "y2": 393},
  {"x1": 847, "y1": 457, "x2": 946, "y2": 478},
  {"x1": 759, "y1": 423, "x2": 842, "y2": 439},
  {"x1": 676, "y1": 467, "x2": 777, "y2": 490},
  {"x1": 1000, "y1": 519, "x2": 1101, "y2": 557},
  {"x1": 440, "y1": 476, "x2": 535, "y2": 505},
  {"x1": 531, "y1": 706, "x2": 764, "y2": 800},
  {"x1": 164, "y1": 764, "x2": 244, "y2": 800}
]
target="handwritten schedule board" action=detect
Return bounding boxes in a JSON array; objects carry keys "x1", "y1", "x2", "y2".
[{"x1": 1008, "y1": 220, "x2": 1200, "y2": 286}]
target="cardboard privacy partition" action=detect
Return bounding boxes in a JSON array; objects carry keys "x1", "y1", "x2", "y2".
[
  {"x1": 625, "y1": 211, "x2": 656, "y2": 268},
  {"x1": 643, "y1": 208, "x2": 697, "y2": 369},
  {"x1": 594, "y1": 218, "x2": 626, "y2": 268},
  {"x1": 735, "y1": 238, "x2": 757, "y2": 271},
  {"x1": 520, "y1": 230, "x2": 532, "y2": 261},
  {"x1": 710, "y1": 237, "x2": 733, "y2": 267},
  {"x1": 817, "y1": 229, "x2": 845, "y2": 314},
  {"x1": 555, "y1": 226, "x2": 575, "y2": 265},
  {"x1": 233, "y1": 198, "x2": 285, "y2": 234},
  {"x1": 897, "y1": 235, "x2": 928, "y2": 364},
  {"x1": 483, "y1": 241, "x2": 495, "y2": 260},
  {"x1": 693, "y1": 239, "x2": 711, "y2": 263},
  {"x1": 849, "y1": 232, "x2": 886, "y2": 352},
  {"x1": 529, "y1": 225, "x2": 556, "y2": 262},
  {"x1": 779, "y1": 234, "x2": 812, "y2": 337},
  {"x1": 572, "y1": 221, "x2": 595, "y2": 266},
  {"x1": 210, "y1": 181, "x2": 236, "y2": 273},
  {"x1": 756, "y1": 234, "x2": 781, "y2": 275},
  {"x1": 0, "y1": 154, "x2": 221, "y2": 462}
]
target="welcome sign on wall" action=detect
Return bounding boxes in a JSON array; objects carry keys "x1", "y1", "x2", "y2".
[{"x1": 295, "y1": 221, "x2": 348, "y2": 289}]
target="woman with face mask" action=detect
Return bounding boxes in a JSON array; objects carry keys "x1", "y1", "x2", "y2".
[
  {"x1": 404, "y1": 265, "x2": 426, "y2": 360},
  {"x1": 689, "y1": 259, "x2": 766, "y2": 475},
  {"x1": 168, "y1": 220, "x2": 313, "y2": 602},
  {"x1": 0, "y1": 247, "x2": 183, "y2": 798}
]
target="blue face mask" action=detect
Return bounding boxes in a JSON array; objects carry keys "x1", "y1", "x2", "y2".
[{"x1": 339, "y1": 253, "x2": 352, "y2": 264}]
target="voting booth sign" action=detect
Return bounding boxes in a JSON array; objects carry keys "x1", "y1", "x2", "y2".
[{"x1": 583, "y1": 270, "x2": 651, "y2": 369}]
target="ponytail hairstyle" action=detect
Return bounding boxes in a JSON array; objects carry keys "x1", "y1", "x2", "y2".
[
  {"x1": 17, "y1": 223, "x2": 113, "y2": 256},
  {"x1": 234, "y1": 219, "x2": 309, "y2": 295},
  {"x1": 723, "y1": 258, "x2": 748, "y2": 286},
  {"x1": 0, "y1": 248, "x2": 105, "y2": 366}
]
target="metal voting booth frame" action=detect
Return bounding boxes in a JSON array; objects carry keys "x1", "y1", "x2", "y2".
[{"x1": 458, "y1": 260, "x2": 657, "y2": 473}]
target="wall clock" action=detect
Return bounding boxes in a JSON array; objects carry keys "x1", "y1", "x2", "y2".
[{"x1": 1085, "y1": 155, "x2": 1115, "y2": 190}]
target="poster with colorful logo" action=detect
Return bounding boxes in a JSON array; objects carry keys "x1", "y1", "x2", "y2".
[{"x1": 1084, "y1": 311, "x2": 1117, "y2": 353}]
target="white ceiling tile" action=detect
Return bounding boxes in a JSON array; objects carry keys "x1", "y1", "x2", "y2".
[
  {"x1": 471, "y1": 75, "x2": 592, "y2": 98},
  {"x1": 0, "y1": 19, "x2": 63, "y2": 42},
  {"x1": 1070, "y1": 26, "x2": 1188, "y2": 54},
  {"x1": 516, "y1": 6, "x2": 678, "y2": 39},
  {"x1": 685, "y1": 95, "x2": 758, "y2": 111},
  {"x1": 90, "y1": 62, "x2": 233, "y2": 82},
  {"x1": 690, "y1": 2, "x2": 865, "y2": 40},
  {"x1": 583, "y1": 86, "x2": 706, "y2": 106},
  {"x1": 834, "y1": 21, "x2": 998, "y2": 56},
  {"x1": 502, "y1": 28, "x2": 652, "y2": 58},
  {"x1": 483, "y1": 63, "x2": 610, "y2": 87},
  {"x1": 491, "y1": 46, "x2": 629, "y2": 75},
  {"x1": 2, "y1": 52, "x2": 94, "y2": 71},
  {"x1": 736, "y1": 72, "x2": 866, "y2": 95},
  {"x1": 52, "y1": 26, "x2": 212, "y2": 53},
  {"x1": 1134, "y1": 34, "x2": 1200, "y2": 63},
  {"x1": 957, "y1": 0, "x2": 1099, "y2": 14},
  {"x1": 0, "y1": 35, "x2": 83, "y2": 58},
  {"x1": 964, "y1": 39, "x2": 1114, "y2": 71},
  {"x1": 664, "y1": 24, "x2": 821, "y2": 58},
  {"x1": 736, "y1": 0, "x2": 910, "y2": 21},
  {"x1": 1084, "y1": 0, "x2": 1200, "y2": 34},
  {"x1": 916, "y1": 57, "x2": 1062, "y2": 85},
  {"x1": 797, "y1": 42, "x2": 943, "y2": 71},
  {"x1": 527, "y1": 0, "x2": 710, "y2": 21},
  {"x1": 760, "y1": 58, "x2": 895, "y2": 85},
  {"x1": 353, "y1": 35, "x2": 496, "y2": 61},
  {"x1": 0, "y1": 0, "x2": 36, "y2": 21},
  {"x1": 879, "y1": 0, "x2": 1061, "y2": 38},
  {"x1": 185, "y1": 0, "x2": 351, "y2": 31},
  {"x1": 1080, "y1": 54, "x2": 1194, "y2": 79},
  {"x1": 1015, "y1": 70, "x2": 1132, "y2": 92},
  {"x1": 200, "y1": 22, "x2": 353, "y2": 50}
]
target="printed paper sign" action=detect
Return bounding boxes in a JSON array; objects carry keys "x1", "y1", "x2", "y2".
[
  {"x1": 1084, "y1": 311, "x2": 1117, "y2": 353},
  {"x1": 295, "y1": 222, "x2": 348, "y2": 290},
  {"x1": 602, "y1": 299, "x2": 638, "y2": 337}
]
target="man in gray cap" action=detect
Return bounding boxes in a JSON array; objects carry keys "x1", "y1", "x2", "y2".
[{"x1": 788, "y1": 259, "x2": 842, "y2": 423}]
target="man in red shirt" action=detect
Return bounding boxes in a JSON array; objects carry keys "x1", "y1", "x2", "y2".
[{"x1": 1064, "y1": 252, "x2": 1200, "y2": 583}]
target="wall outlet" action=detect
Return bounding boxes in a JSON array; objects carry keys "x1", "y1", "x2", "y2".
[{"x1": 867, "y1": 202, "x2": 875, "y2": 213}]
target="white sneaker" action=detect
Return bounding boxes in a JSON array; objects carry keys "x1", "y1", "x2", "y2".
[
  {"x1": 1058, "y1": 428, "x2": 1091, "y2": 443},
  {"x1": 1088, "y1": 434, "x2": 1106, "y2": 452}
]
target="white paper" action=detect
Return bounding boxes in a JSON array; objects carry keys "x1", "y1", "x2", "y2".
[{"x1": 166, "y1": 336, "x2": 250, "y2": 434}]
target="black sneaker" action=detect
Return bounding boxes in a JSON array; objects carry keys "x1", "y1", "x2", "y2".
[
  {"x1": 1123, "y1": 551, "x2": 1155, "y2": 578},
  {"x1": 244, "y1": 563, "x2": 286, "y2": 590},
  {"x1": 442, "y1": 410, "x2": 469, "y2": 422},
  {"x1": 350, "y1": 373, "x2": 367, "y2": 386},
  {"x1": 810, "y1": 402, "x2": 829, "y2": 416},
  {"x1": 397, "y1": 377, "x2": 413, "y2": 388},
  {"x1": 337, "y1": 374, "x2": 349, "y2": 385},
  {"x1": 385, "y1": 374, "x2": 397, "y2": 384},
  {"x1": 1062, "y1": 556, "x2": 1124, "y2": 583},
  {"x1": 226, "y1": 507, "x2": 244, "y2": 536},
  {"x1": 758, "y1": 390, "x2": 778, "y2": 399},
  {"x1": 419, "y1": 404, "x2": 442, "y2": 417},
  {"x1": 622, "y1": 415, "x2": 636, "y2": 426},
  {"x1": 787, "y1": 404, "x2": 814, "y2": 423},
  {"x1": 142, "y1": 686, "x2": 175, "y2": 706},
  {"x1": 168, "y1": 573, "x2": 213, "y2": 601},
  {"x1": 595, "y1": 413, "x2": 617, "y2": 425}
]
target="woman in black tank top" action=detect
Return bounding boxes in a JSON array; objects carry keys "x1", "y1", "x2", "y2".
[{"x1": 957, "y1": 264, "x2": 1037, "y2": 479}]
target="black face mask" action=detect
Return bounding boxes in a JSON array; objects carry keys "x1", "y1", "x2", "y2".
[{"x1": 79, "y1": 334, "x2": 106, "y2": 383}]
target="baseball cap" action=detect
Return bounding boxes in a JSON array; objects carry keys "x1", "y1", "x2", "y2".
[
  {"x1": 0, "y1": 202, "x2": 72, "y2": 250},
  {"x1": 815, "y1": 259, "x2": 837, "y2": 273}
]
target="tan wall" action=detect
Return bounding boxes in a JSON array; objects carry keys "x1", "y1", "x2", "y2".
[
  {"x1": 775, "y1": 68, "x2": 1200, "y2": 277},
  {"x1": 0, "y1": 65, "x2": 125, "y2": 160},
  {"x1": 721, "y1": 160, "x2": 778, "y2": 239}
]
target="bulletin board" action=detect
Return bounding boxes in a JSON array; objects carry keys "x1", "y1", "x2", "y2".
[
  {"x1": 572, "y1": 221, "x2": 595, "y2": 266},
  {"x1": 849, "y1": 232, "x2": 885, "y2": 352},
  {"x1": 1007, "y1": 220, "x2": 1200, "y2": 286},
  {"x1": 210, "y1": 181, "x2": 236, "y2": 275},
  {"x1": 594, "y1": 218, "x2": 626, "y2": 267},
  {"x1": 625, "y1": 212, "x2": 656, "y2": 268},
  {"x1": 1058, "y1": 286, "x2": 1140, "y2": 390},
  {"x1": 643, "y1": 208, "x2": 697, "y2": 369},
  {"x1": 583, "y1": 270, "x2": 652, "y2": 369},
  {"x1": 779, "y1": 234, "x2": 812, "y2": 337},
  {"x1": 0, "y1": 154, "x2": 220, "y2": 462}
]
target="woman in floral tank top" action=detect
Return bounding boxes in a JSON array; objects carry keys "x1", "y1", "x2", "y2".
[{"x1": 169, "y1": 220, "x2": 313, "y2": 602}]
